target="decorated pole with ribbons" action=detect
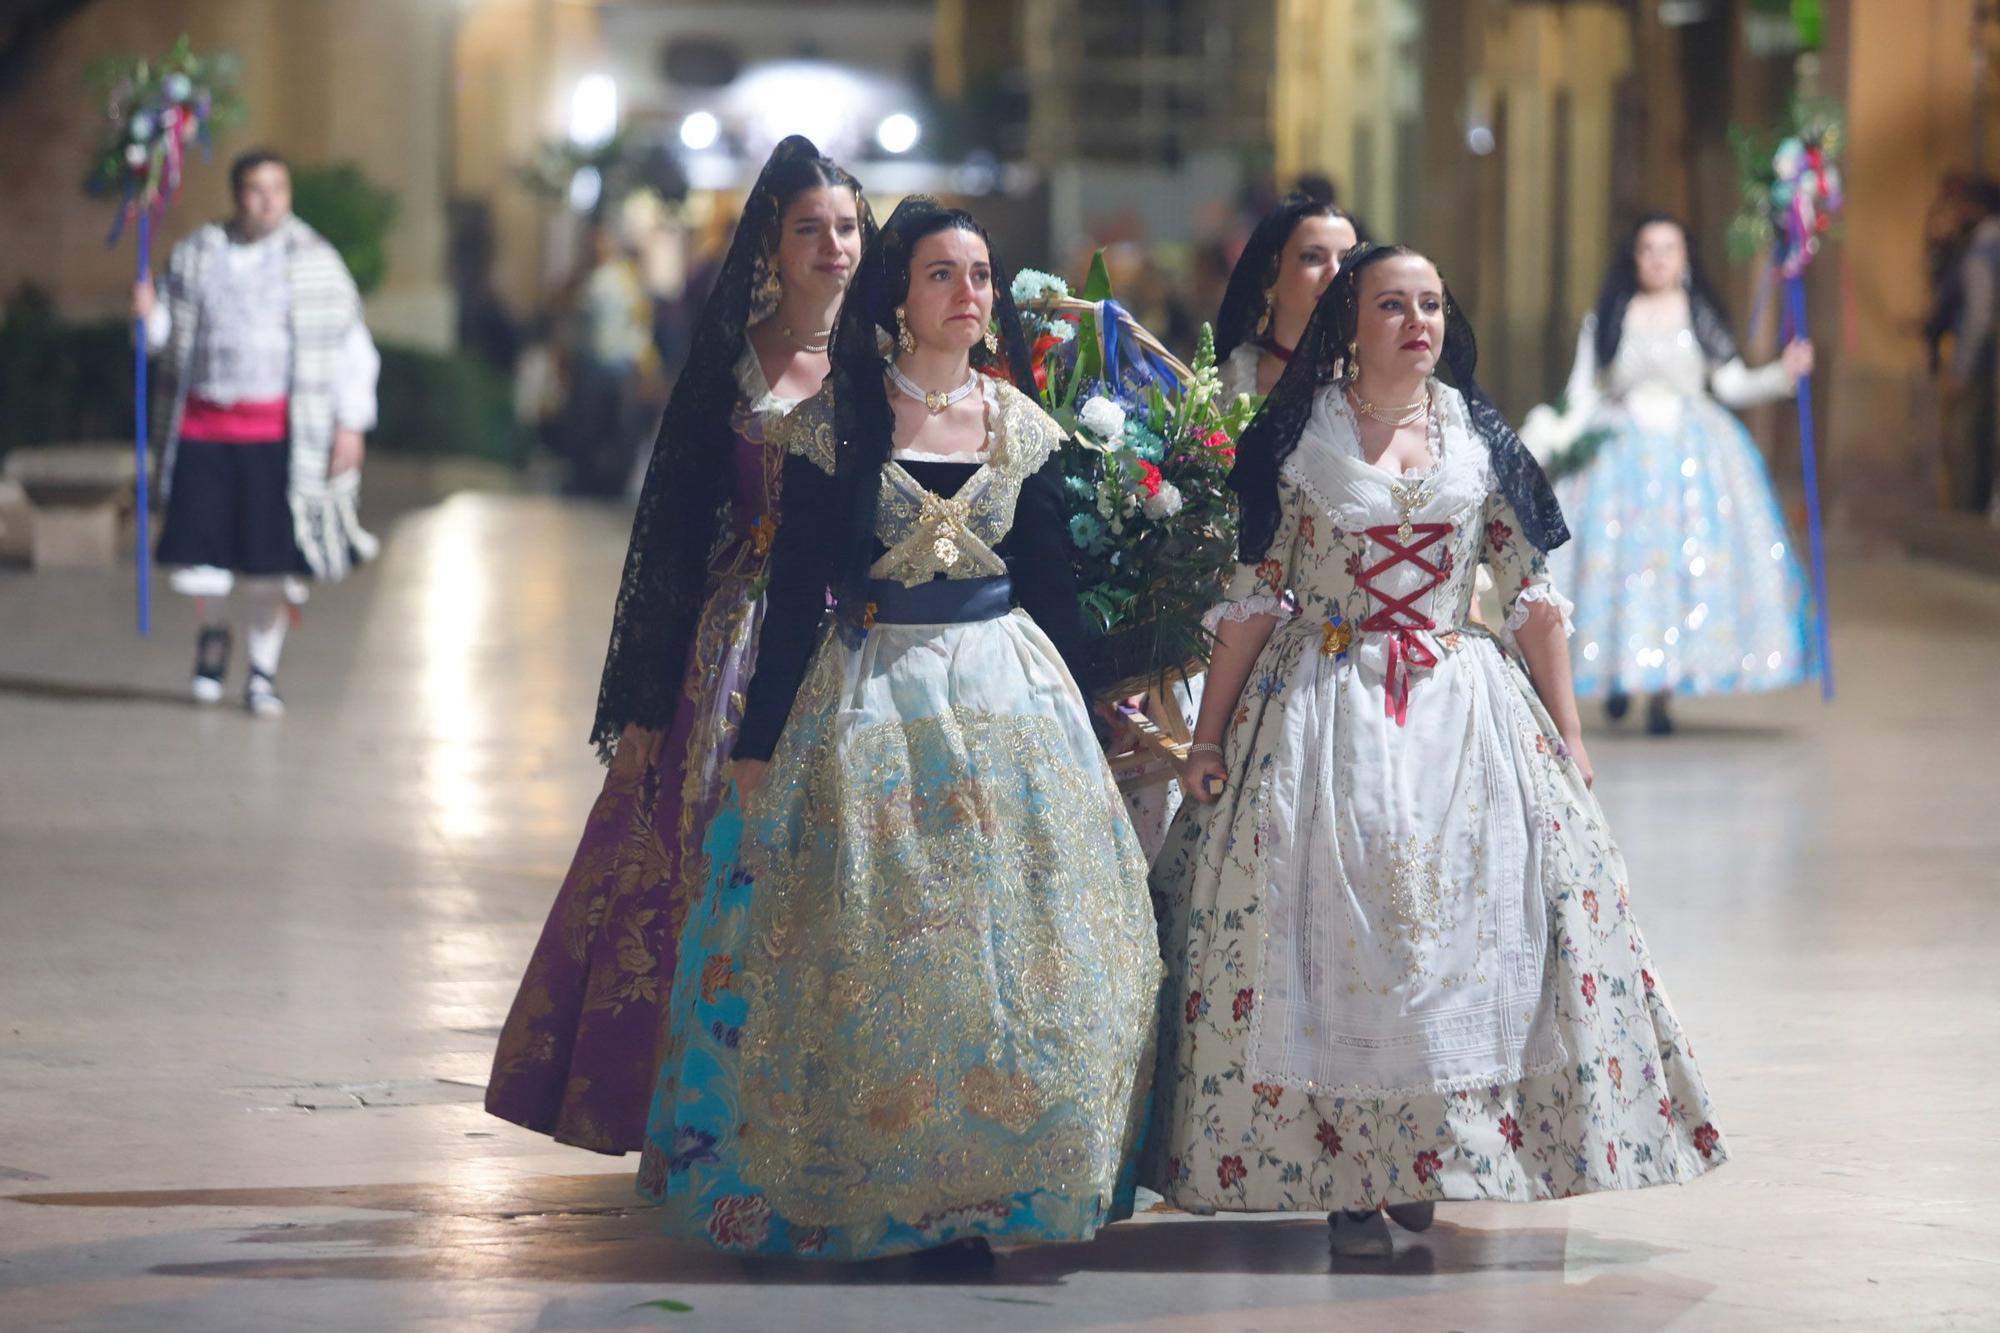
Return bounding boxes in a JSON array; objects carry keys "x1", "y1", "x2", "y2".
[
  {"x1": 1771, "y1": 125, "x2": 1841, "y2": 701},
  {"x1": 133, "y1": 210, "x2": 151, "y2": 635},
  {"x1": 1732, "y1": 103, "x2": 1843, "y2": 701},
  {"x1": 85, "y1": 36, "x2": 238, "y2": 635}
]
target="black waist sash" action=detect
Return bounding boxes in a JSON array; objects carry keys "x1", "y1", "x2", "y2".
[{"x1": 865, "y1": 574, "x2": 1013, "y2": 625}]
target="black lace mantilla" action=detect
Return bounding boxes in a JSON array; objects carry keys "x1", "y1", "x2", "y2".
[
  {"x1": 1230, "y1": 243, "x2": 1569, "y2": 563},
  {"x1": 587, "y1": 135, "x2": 874, "y2": 760},
  {"x1": 1591, "y1": 212, "x2": 1741, "y2": 368},
  {"x1": 1214, "y1": 191, "x2": 1350, "y2": 365}
]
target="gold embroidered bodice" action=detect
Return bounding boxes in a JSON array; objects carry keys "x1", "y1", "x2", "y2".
[{"x1": 779, "y1": 375, "x2": 1064, "y2": 588}]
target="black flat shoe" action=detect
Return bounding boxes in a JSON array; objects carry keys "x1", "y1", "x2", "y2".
[
  {"x1": 1604, "y1": 690, "x2": 1630, "y2": 723},
  {"x1": 1327, "y1": 1208, "x2": 1392, "y2": 1257},
  {"x1": 192, "y1": 625, "x2": 231, "y2": 704},
  {"x1": 911, "y1": 1236, "x2": 994, "y2": 1273},
  {"x1": 1385, "y1": 1201, "x2": 1435, "y2": 1232}
]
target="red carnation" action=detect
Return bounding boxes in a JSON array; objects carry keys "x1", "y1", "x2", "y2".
[{"x1": 1136, "y1": 460, "x2": 1163, "y2": 498}]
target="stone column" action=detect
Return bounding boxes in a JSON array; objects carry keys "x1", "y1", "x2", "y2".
[{"x1": 1825, "y1": 0, "x2": 1986, "y2": 530}]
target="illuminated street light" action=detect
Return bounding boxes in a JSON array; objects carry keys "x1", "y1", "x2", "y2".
[
  {"x1": 569, "y1": 73, "x2": 619, "y2": 148},
  {"x1": 679, "y1": 110, "x2": 720, "y2": 151},
  {"x1": 877, "y1": 112, "x2": 920, "y2": 155}
]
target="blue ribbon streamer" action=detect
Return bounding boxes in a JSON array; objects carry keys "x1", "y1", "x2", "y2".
[{"x1": 1776, "y1": 229, "x2": 1832, "y2": 701}]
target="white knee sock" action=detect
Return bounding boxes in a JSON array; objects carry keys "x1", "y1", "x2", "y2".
[{"x1": 242, "y1": 582, "x2": 290, "y2": 678}]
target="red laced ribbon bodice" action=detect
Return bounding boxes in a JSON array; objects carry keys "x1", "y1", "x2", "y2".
[{"x1": 1355, "y1": 521, "x2": 1453, "y2": 726}]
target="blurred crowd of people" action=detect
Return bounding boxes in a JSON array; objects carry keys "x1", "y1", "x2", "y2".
[
  {"x1": 511, "y1": 173, "x2": 1362, "y2": 499},
  {"x1": 1927, "y1": 171, "x2": 2000, "y2": 524}
]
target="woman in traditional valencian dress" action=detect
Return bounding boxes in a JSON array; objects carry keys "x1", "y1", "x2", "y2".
[
  {"x1": 636, "y1": 197, "x2": 1160, "y2": 1262},
  {"x1": 1526, "y1": 212, "x2": 1817, "y2": 734},
  {"x1": 1119, "y1": 195, "x2": 1362, "y2": 858},
  {"x1": 1216, "y1": 192, "x2": 1361, "y2": 402},
  {"x1": 485, "y1": 138, "x2": 872, "y2": 1154},
  {"x1": 1152, "y1": 244, "x2": 1727, "y2": 1256}
]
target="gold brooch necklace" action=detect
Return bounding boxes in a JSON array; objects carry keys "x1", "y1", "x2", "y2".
[
  {"x1": 888, "y1": 361, "x2": 978, "y2": 414},
  {"x1": 1349, "y1": 385, "x2": 1430, "y2": 428}
]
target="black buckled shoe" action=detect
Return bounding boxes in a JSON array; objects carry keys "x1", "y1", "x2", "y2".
[{"x1": 192, "y1": 626, "x2": 231, "y2": 704}]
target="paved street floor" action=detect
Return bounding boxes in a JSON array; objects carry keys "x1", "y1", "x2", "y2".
[{"x1": 3, "y1": 470, "x2": 1996, "y2": 1330}]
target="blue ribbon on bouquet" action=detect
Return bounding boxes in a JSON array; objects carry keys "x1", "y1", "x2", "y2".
[{"x1": 1097, "y1": 298, "x2": 1184, "y2": 402}]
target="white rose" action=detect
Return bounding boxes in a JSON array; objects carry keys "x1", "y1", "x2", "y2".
[
  {"x1": 1142, "y1": 482, "x2": 1183, "y2": 520},
  {"x1": 1078, "y1": 395, "x2": 1126, "y2": 441}
]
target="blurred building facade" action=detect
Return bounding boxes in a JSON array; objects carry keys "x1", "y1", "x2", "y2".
[
  {"x1": 1, "y1": 0, "x2": 1996, "y2": 532},
  {"x1": 0, "y1": 0, "x2": 458, "y2": 347}
]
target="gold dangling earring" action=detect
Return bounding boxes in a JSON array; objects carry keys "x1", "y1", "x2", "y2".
[
  {"x1": 1256, "y1": 289, "x2": 1274, "y2": 337},
  {"x1": 983, "y1": 327, "x2": 999, "y2": 355},
  {"x1": 895, "y1": 305, "x2": 915, "y2": 354},
  {"x1": 1344, "y1": 339, "x2": 1360, "y2": 383}
]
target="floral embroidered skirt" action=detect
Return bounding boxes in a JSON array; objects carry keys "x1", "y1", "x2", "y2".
[
  {"x1": 485, "y1": 579, "x2": 763, "y2": 1154},
  {"x1": 636, "y1": 610, "x2": 1161, "y2": 1258},
  {"x1": 1552, "y1": 399, "x2": 1816, "y2": 700},
  {"x1": 1145, "y1": 630, "x2": 1727, "y2": 1211}
]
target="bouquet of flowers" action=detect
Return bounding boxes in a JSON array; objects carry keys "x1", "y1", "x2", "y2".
[
  {"x1": 1013, "y1": 256, "x2": 1258, "y2": 698},
  {"x1": 85, "y1": 35, "x2": 241, "y2": 244},
  {"x1": 1727, "y1": 98, "x2": 1844, "y2": 271}
]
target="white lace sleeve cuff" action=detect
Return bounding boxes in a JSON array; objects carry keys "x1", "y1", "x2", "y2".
[
  {"x1": 1202, "y1": 594, "x2": 1290, "y2": 637},
  {"x1": 1710, "y1": 356, "x2": 1795, "y2": 410},
  {"x1": 1499, "y1": 582, "x2": 1575, "y2": 654}
]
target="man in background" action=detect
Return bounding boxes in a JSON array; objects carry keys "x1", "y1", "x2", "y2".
[{"x1": 134, "y1": 148, "x2": 380, "y2": 716}]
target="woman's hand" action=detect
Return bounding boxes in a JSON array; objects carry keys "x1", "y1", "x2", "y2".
[
  {"x1": 1183, "y1": 748, "x2": 1228, "y2": 805},
  {"x1": 1561, "y1": 731, "x2": 1595, "y2": 789},
  {"x1": 732, "y1": 758, "x2": 769, "y2": 802},
  {"x1": 1781, "y1": 338, "x2": 1814, "y2": 381}
]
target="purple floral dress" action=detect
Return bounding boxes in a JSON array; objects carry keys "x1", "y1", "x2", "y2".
[{"x1": 485, "y1": 350, "x2": 798, "y2": 1153}]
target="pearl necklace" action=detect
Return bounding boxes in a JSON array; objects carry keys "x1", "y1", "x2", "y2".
[
  {"x1": 1348, "y1": 384, "x2": 1430, "y2": 428},
  {"x1": 781, "y1": 324, "x2": 832, "y2": 354},
  {"x1": 887, "y1": 361, "x2": 979, "y2": 414}
]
